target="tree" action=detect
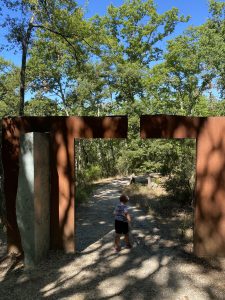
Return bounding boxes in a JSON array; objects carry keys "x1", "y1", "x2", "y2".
[
  {"x1": 27, "y1": 33, "x2": 81, "y2": 116},
  {"x1": 24, "y1": 94, "x2": 60, "y2": 116},
  {"x1": 144, "y1": 32, "x2": 215, "y2": 115},
  {"x1": 90, "y1": 0, "x2": 189, "y2": 113},
  {"x1": 197, "y1": 0, "x2": 225, "y2": 98},
  {"x1": 142, "y1": 0, "x2": 225, "y2": 116},
  {"x1": 0, "y1": 57, "x2": 20, "y2": 116},
  {"x1": 0, "y1": 0, "x2": 91, "y2": 115}
]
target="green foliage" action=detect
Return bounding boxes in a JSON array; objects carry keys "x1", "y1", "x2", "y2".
[
  {"x1": 24, "y1": 96, "x2": 60, "y2": 116},
  {"x1": 116, "y1": 139, "x2": 163, "y2": 175},
  {"x1": 83, "y1": 165, "x2": 102, "y2": 182},
  {"x1": 163, "y1": 140, "x2": 196, "y2": 204},
  {"x1": 199, "y1": 0, "x2": 225, "y2": 97},
  {"x1": 2, "y1": 0, "x2": 224, "y2": 117},
  {"x1": 165, "y1": 176, "x2": 192, "y2": 204},
  {"x1": 0, "y1": 0, "x2": 93, "y2": 114},
  {"x1": 26, "y1": 4, "x2": 94, "y2": 115},
  {"x1": 75, "y1": 184, "x2": 93, "y2": 207},
  {"x1": 75, "y1": 137, "x2": 196, "y2": 207},
  {"x1": 1, "y1": 0, "x2": 225, "y2": 207},
  {"x1": 75, "y1": 139, "x2": 122, "y2": 185},
  {"x1": 0, "y1": 57, "x2": 20, "y2": 116},
  {"x1": 91, "y1": 0, "x2": 189, "y2": 113}
]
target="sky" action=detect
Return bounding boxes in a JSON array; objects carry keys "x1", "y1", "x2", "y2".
[
  {"x1": 1, "y1": 0, "x2": 211, "y2": 66},
  {"x1": 77, "y1": 0, "x2": 210, "y2": 31},
  {"x1": 79, "y1": 0, "x2": 210, "y2": 43},
  {"x1": 77, "y1": 0, "x2": 209, "y2": 23},
  {"x1": 0, "y1": 0, "x2": 213, "y2": 100}
]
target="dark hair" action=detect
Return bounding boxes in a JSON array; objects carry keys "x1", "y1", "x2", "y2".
[{"x1": 120, "y1": 194, "x2": 128, "y2": 203}]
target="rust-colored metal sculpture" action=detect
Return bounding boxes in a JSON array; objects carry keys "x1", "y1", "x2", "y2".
[
  {"x1": 2, "y1": 114, "x2": 225, "y2": 257},
  {"x1": 1, "y1": 116, "x2": 128, "y2": 254},
  {"x1": 141, "y1": 115, "x2": 225, "y2": 257}
]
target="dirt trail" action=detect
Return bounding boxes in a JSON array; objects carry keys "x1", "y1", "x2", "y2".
[
  {"x1": 1, "y1": 177, "x2": 225, "y2": 300},
  {"x1": 75, "y1": 177, "x2": 147, "y2": 252}
]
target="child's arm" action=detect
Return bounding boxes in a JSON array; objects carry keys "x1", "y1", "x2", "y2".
[
  {"x1": 125, "y1": 212, "x2": 131, "y2": 223},
  {"x1": 113, "y1": 207, "x2": 117, "y2": 216}
]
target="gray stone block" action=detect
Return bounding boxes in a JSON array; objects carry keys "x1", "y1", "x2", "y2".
[{"x1": 16, "y1": 132, "x2": 50, "y2": 267}]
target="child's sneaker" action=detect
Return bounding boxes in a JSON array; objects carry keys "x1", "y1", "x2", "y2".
[
  {"x1": 125, "y1": 244, "x2": 132, "y2": 249},
  {"x1": 115, "y1": 246, "x2": 121, "y2": 252}
]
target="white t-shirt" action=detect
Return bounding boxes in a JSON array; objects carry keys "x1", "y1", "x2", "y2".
[{"x1": 114, "y1": 203, "x2": 128, "y2": 222}]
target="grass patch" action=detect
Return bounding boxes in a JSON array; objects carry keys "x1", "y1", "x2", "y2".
[
  {"x1": 123, "y1": 182, "x2": 192, "y2": 217},
  {"x1": 122, "y1": 183, "x2": 168, "y2": 211},
  {"x1": 123, "y1": 182, "x2": 166, "y2": 197},
  {"x1": 123, "y1": 182, "x2": 193, "y2": 245}
]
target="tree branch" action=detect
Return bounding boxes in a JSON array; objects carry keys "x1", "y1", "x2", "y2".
[
  {"x1": 32, "y1": 24, "x2": 98, "y2": 58},
  {"x1": 32, "y1": 24, "x2": 81, "y2": 62}
]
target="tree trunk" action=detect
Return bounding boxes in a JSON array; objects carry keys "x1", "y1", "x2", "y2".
[
  {"x1": 110, "y1": 141, "x2": 116, "y2": 175},
  {"x1": 0, "y1": 123, "x2": 6, "y2": 226},
  {"x1": 58, "y1": 80, "x2": 69, "y2": 116},
  {"x1": 19, "y1": 18, "x2": 34, "y2": 116}
]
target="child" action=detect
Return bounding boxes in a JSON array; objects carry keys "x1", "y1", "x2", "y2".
[{"x1": 113, "y1": 194, "x2": 132, "y2": 252}]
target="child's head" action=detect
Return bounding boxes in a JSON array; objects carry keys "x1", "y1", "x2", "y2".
[{"x1": 120, "y1": 194, "x2": 129, "y2": 204}]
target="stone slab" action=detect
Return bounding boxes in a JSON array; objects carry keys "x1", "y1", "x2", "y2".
[{"x1": 16, "y1": 132, "x2": 50, "y2": 267}]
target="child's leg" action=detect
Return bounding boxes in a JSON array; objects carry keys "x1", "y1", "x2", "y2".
[
  {"x1": 115, "y1": 233, "x2": 121, "y2": 250},
  {"x1": 124, "y1": 233, "x2": 132, "y2": 248}
]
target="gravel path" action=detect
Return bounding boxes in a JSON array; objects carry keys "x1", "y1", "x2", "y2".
[
  {"x1": 1, "y1": 177, "x2": 225, "y2": 299},
  {"x1": 75, "y1": 177, "x2": 146, "y2": 252}
]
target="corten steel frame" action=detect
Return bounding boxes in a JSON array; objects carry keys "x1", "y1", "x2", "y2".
[
  {"x1": 2, "y1": 115, "x2": 225, "y2": 256},
  {"x1": 141, "y1": 115, "x2": 225, "y2": 257},
  {"x1": 1, "y1": 116, "x2": 128, "y2": 254}
]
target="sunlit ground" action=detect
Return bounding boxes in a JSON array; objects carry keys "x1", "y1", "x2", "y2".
[{"x1": 1, "y1": 177, "x2": 225, "y2": 299}]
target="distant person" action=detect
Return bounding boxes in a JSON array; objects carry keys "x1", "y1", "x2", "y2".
[
  {"x1": 113, "y1": 194, "x2": 132, "y2": 252},
  {"x1": 129, "y1": 173, "x2": 135, "y2": 184}
]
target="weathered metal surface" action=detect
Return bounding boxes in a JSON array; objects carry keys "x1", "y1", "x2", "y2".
[
  {"x1": 2, "y1": 116, "x2": 128, "y2": 254},
  {"x1": 195, "y1": 117, "x2": 225, "y2": 256},
  {"x1": 140, "y1": 115, "x2": 207, "y2": 139},
  {"x1": 140, "y1": 115, "x2": 225, "y2": 257},
  {"x1": 3, "y1": 114, "x2": 225, "y2": 257}
]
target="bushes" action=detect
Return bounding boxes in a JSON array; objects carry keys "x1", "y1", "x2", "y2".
[
  {"x1": 75, "y1": 165, "x2": 101, "y2": 207},
  {"x1": 164, "y1": 175, "x2": 193, "y2": 205},
  {"x1": 77, "y1": 165, "x2": 102, "y2": 186},
  {"x1": 84, "y1": 165, "x2": 102, "y2": 182},
  {"x1": 74, "y1": 138, "x2": 196, "y2": 206},
  {"x1": 75, "y1": 184, "x2": 93, "y2": 207},
  {"x1": 160, "y1": 139, "x2": 196, "y2": 205}
]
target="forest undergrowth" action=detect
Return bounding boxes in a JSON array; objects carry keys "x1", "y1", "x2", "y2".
[{"x1": 123, "y1": 179, "x2": 194, "y2": 250}]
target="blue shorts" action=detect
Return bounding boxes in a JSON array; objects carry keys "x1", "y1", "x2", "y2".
[{"x1": 115, "y1": 220, "x2": 129, "y2": 234}]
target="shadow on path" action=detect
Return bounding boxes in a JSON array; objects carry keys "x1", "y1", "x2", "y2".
[{"x1": 1, "y1": 177, "x2": 225, "y2": 299}]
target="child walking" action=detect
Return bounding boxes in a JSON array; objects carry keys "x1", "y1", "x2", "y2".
[{"x1": 113, "y1": 194, "x2": 132, "y2": 252}]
